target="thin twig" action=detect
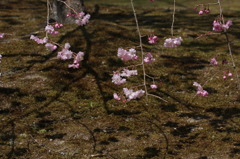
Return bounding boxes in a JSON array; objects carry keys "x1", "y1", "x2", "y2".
[
  {"x1": 217, "y1": 0, "x2": 224, "y2": 23},
  {"x1": 147, "y1": 93, "x2": 168, "y2": 103},
  {"x1": 57, "y1": 0, "x2": 78, "y2": 15},
  {"x1": 171, "y1": 0, "x2": 176, "y2": 37},
  {"x1": 46, "y1": 0, "x2": 50, "y2": 38},
  {"x1": 224, "y1": 33, "x2": 240, "y2": 88}
]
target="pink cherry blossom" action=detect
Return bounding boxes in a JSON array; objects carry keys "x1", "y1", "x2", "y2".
[
  {"x1": 0, "y1": 33, "x2": 4, "y2": 39},
  {"x1": 148, "y1": 35, "x2": 158, "y2": 44},
  {"x1": 113, "y1": 93, "x2": 121, "y2": 101},
  {"x1": 112, "y1": 69, "x2": 137, "y2": 85},
  {"x1": 193, "y1": 82, "x2": 208, "y2": 97},
  {"x1": 57, "y1": 43, "x2": 73, "y2": 60},
  {"x1": 213, "y1": 20, "x2": 222, "y2": 32},
  {"x1": 204, "y1": 9, "x2": 210, "y2": 14},
  {"x1": 45, "y1": 25, "x2": 55, "y2": 34},
  {"x1": 30, "y1": 35, "x2": 48, "y2": 44},
  {"x1": 210, "y1": 57, "x2": 218, "y2": 66},
  {"x1": 117, "y1": 48, "x2": 138, "y2": 61},
  {"x1": 64, "y1": 43, "x2": 71, "y2": 50},
  {"x1": 68, "y1": 63, "x2": 80, "y2": 69},
  {"x1": 223, "y1": 75, "x2": 227, "y2": 79},
  {"x1": 73, "y1": 51, "x2": 84, "y2": 63},
  {"x1": 228, "y1": 72, "x2": 233, "y2": 77},
  {"x1": 144, "y1": 53, "x2": 155, "y2": 63},
  {"x1": 198, "y1": 10, "x2": 204, "y2": 15},
  {"x1": 52, "y1": 31, "x2": 59, "y2": 35},
  {"x1": 112, "y1": 72, "x2": 126, "y2": 85},
  {"x1": 82, "y1": 14, "x2": 91, "y2": 25},
  {"x1": 197, "y1": 90, "x2": 208, "y2": 97},
  {"x1": 213, "y1": 20, "x2": 232, "y2": 32},
  {"x1": 78, "y1": 12, "x2": 85, "y2": 18},
  {"x1": 45, "y1": 43, "x2": 57, "y2": 51},
  {"x1": 164, "y1": 37, "x2": 183, "y2": 48},
  {"x1": 66, "y1": 13, "x2": 71, "y2": 17},
  {"x1": 120, "y1": 69, "x2": 138, "y2": 77},
  {"x1": 45, "y1": 25, "x2": 59, "y2": 35},
  {"x1": 222, "y1": 20, "x2": 232, "y2": 30},
  {"x1": 75, "y1": 13, "x2": 91, "y2": 26},
  {"x1": 150, "y1": 84, "x2": 158, "y2": 89},
  {"x1": 68, "y1": 51, "x2": 85, "y2": 69},
  {"x1": 54, "y1": 23, "x2": 63, "y2": 28},
  {"x1": 123, "y1": 88, "x2": 145, "y2": 101},
  {"x1": 112, "y1": 68, "x2": 139, "y2": 85}
]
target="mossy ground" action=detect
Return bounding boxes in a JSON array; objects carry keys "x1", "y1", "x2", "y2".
[{"x1": 0, "y1": 0, "x2": 240, "y2": 158}]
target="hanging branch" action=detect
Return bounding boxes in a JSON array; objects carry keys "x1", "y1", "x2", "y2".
[
  {"x1": 130, "y1": 0, "x2": 167, "y2": 103},
  {"x1": 217, "y1": 0, "x2": 240, "y2": 88},
  {"x1": 130, "y1": 0, "x2": 148, "y2": 101},
  {"x1": 171, "y1": 0, "x2": 176, "y2": 37}
]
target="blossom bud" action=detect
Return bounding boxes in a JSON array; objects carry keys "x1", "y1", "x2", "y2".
[
  {"x1": 204, "y1": 9, "x2": 210, "y2": 14},
  {"x1": 150, "y1": 84, "x2": 158, "y2": 89},
  {"x1": 66, "y1": 13, "x2": 71, "y2": 17},
  {"x1": 0, "y1": 33, "x2": 4, "y2": 39},
  {"x1": 198, "y1": 10, "x2": 204, "y2": 15}
]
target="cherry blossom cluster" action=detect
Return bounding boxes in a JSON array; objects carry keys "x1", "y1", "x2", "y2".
[
  {"x1": 113, "y1": 45, "x2": 159, "y2": 102},
  {"x1": 30, "y1": 22, "x2": 62, "y2": 49},
  {"x1": 213, "y1": 20, "x2": 232, "y2": 32},
  {"x1": 193, "y1": 1, "x2": 238, "y2": 99},
  {"x1": 45, "y1": 43, "x2": 57, "y2": 51},
  {"x1": 31, "y1": 30, "x2": 85, "y2": 68},
  {"x1": 30, "y1": 35, "x2": 48, "y2": 44},
  {"x1": 144, "y1": 53, "x2": 155, "y2": 63},
  {"x1": 148, "y1": 34, "x2": 183, "y2": 48},
  {"x1": 123, "y1": 88, "x2": 145, "y2": 101},
  {"x1": 117, "y1": 48, "x2": 138, "y2": 61},
  {"x1": 57, "y1": 43, "x2": 72, "y2": 60},
  {"x1": 194, "y1": 4, "x2": 210, "y2": 15},
  {"x1": 193, "y1": 82, "x2": 208, "y2": 97},
  {"x1": 67, "y1": 11, "x2": 91, "y2": 26},
  {"x1": 164, "y1": 37, "x2": 183, "y2": 48},
  {"x1": 112, "y1": 66, "x2": 145, "y2": 101},
  {"x1": 210, "y1": 57, "x2": 218, "y2": 66},
  {"x1": 54, "y1": 22, "x2": 63, "y2": 28},
  {"x1": 45, "y1": 25, "x2": 59, "y2": 35},
  {"x1": 112, "y1": 0, "x2": 179, "y2": 102},
  {"x1": 148, "y1": 35, "x2": 158, "y2": 44},
  {"x1": 112, "y1": 69, "x2": 138, "y2": 85},
  {"x1": 198, "y1": 9, "x2": 210, "y2": 15},
  {"x1": 68, "y1": 51, "x2": 84, "y2": 69},
  {"x1": 30, "y1": 10, "x2": 90, "y2": 69},
  {"x1": 113, "y1": 88, "x2": 145, "y2": 102},
  {"x1": 56, "y1": 42, "x2": 84, "y2": 68}
]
